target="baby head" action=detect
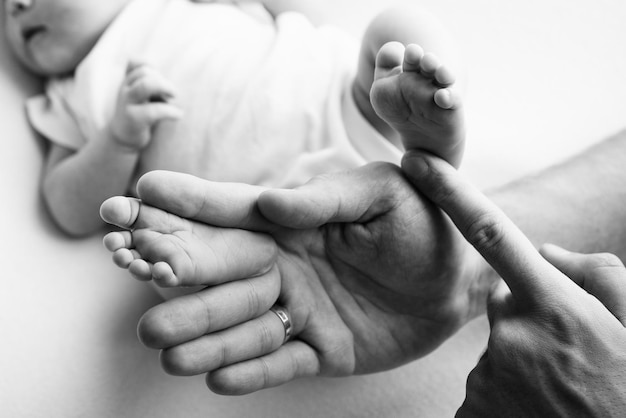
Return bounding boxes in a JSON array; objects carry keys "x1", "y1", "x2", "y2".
[{"x1": 4, "y1": 0, "x2": 132, "y2": 76}]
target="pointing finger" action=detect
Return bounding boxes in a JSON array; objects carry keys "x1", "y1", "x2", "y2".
[{"x1": 402, "y1": 152, "x2": 565, "y2": 302}]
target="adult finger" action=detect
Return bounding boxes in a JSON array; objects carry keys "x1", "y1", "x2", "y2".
[
  {"x1": 137, "y1": 268, "x2": 280, "y2": 349},
  {"x1": 540, "y1": 243, "x2": 626, "y2": 325},
  {"x1": 159, "y1": 309, "x2": 289, "y2": 376},
  {"x1": 207, "y1": 341, "x2": 321, "y2": 395},
  {"x1": 402, "y1": 151, "x2": 563, "y2": 301},
  {"x1": 258, "y1": 162, "x2": 407, "y2": 228},
  {"x1": 135, "y1": 171, "x2": 274, "y2": 231}
]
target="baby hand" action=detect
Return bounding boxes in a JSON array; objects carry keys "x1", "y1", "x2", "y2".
[{"x1": 111, "y1": 61, "x2": 183, "y2": 150}]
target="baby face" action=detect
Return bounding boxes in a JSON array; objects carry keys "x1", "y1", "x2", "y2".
[{"x1": 4, "y1": 0, "x2": 131, "y2": 76}]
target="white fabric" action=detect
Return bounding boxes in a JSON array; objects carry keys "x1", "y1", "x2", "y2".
[{"x1": 26, "y1": 0, "x2": 400, "y2": 189}]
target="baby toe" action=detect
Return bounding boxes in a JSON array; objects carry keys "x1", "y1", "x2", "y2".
[
  {"x1": 153, "y1": 261, "x2": 179, "y2": 287},
  {"x1": 100, "y1": 196, "x2": 141, "y2": 230},
  {"x1": 402, "y1": 43, "x2": 424, "y2": 72},
  {"x1": 434, "y1": 87, "x2": 461, "y2": 110},
  {"x1": 129, "y1": 258, "x2": 154, "y2": 281},
  {"x1": 434, "y1": 65, "x2": 456, "y2": 87},
  {"x1": 103, "y1": 231, "x2": 133, "y2": 252},
  {"x1": 419, "y1": 52, "x2": 441, "y2": 78}
]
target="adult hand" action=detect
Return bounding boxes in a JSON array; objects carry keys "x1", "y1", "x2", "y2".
[
  {"x1": 402, "y1": 151, "x2": 626, "y2": 417},
  {"x1": 107, "y1": 162, "x2": 493, "y2": 395}
]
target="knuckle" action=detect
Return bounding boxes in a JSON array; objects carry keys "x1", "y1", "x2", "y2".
[
  {"x1": 486, "y1": 320, "x2": 529, "y2": 362},
  {"x1": 189, "y1": 293, "x2": 213, "y2": 334},
  {"x1": 486, "y1": 321, "x2": 510, "y2": 350},
  {"x1": 465, "y1": 212, "x2": 505, "y2": 253},
  {"x1": 257, "y1": 357, "x2": 272, "y2": 388},
  {"x1": 243, "y1": 279, "x2": 262, "y2": 316},
  {"x1": 211, "y1": 334, "x2": 228, "y2": 369},
  {"x1": 256, "y1": 316, "x2": 277, "y2": 353}
]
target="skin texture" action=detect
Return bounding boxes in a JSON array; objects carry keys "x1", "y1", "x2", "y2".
[
  {"x1": 402, "y1": 152, "x2": 626, "y2": 417},
  {"x1": 100, "y1": 129, "x2": 626, "y2": 409},
  {"x1": 100, "y1": 163, "x2": 491, "y2": 394}
]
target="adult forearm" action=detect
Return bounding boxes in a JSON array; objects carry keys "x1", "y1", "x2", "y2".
[{"x1": 489, "y1": 129, "x2": 626, "y2": 260}]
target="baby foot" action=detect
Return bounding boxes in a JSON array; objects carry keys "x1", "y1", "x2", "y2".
[
  {"x1": 370, "y1": 42, "x2": 465, "y2": 167},
  {"x1": 99, "y1": 196, "x2": 275, "y2": 288}
]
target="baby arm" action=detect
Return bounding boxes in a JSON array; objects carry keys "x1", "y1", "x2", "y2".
[{"x1": 42, "y1": 62, "x2": 183, "y2": 236}]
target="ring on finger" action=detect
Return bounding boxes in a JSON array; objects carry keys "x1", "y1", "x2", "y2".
[{"x1": 269, "y1": 304, "x2": 292, "y2": 344}]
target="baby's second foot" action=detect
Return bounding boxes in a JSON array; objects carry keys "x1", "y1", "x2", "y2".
[
  {"x1": 370, "y1": 42, "x2": 465, "y2": 167},
  {"x1": 99, "y1": 196, "x2": 275, "y2": 287}
]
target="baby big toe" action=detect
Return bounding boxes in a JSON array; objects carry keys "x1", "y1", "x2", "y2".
[
  {"x1": 100, "y1": 196, "x2": 141, "y2": 230},
  {"x1": 374, "y1": 41, "x2": 406, "y2": 80}
]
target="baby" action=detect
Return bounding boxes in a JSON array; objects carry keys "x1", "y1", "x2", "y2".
[{"x1": 5, "y1": 0, "x2": 465, "y2": 236}]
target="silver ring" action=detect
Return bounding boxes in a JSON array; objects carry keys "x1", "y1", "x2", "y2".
[{"x1": 269, "y1": 304, "x2": 292, "y2": 344}]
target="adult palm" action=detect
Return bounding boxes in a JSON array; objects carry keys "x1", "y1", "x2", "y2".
[{"x1": 114, "y1": 163, "x2": 486, "y2": 394}]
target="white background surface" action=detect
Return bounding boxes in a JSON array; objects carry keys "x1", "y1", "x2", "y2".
[{"x1": 2, "y1": 1, "x2": 625, "y2": 417}]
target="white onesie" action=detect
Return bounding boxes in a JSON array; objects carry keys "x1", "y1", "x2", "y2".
[{"x1": 27, "y1": 0, "x2": 400, "y2": 189}]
